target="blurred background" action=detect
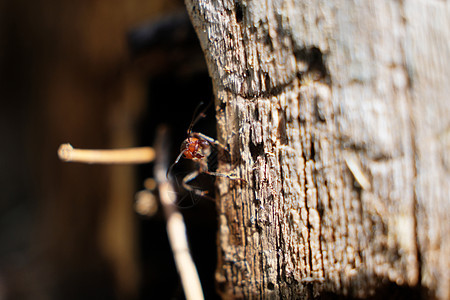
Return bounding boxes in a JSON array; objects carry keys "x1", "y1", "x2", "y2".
[{"x1": 0, "y1": 0, "x2": 219, "y2": 299}]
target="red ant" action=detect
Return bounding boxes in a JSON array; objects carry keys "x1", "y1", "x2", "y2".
[{"x1": 167, "y1": 102, "x2": 244, "y2": 198}]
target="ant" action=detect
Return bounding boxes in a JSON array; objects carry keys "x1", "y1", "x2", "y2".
[{"x1": 167, "y1": 102, "x2": 244, "y2": 199}]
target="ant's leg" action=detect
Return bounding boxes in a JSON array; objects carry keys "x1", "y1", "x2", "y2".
[
  {"x1": 182, "y1": 170, "x2": 211, "y2": 197},
  {"x1": 191, "y1": 132, "x2": 228, "y2": 151},
  {"x1": 195, "y1": 156, "x2": 245, "y2": 182},
  {"x1": 203, "y1": 170, "x2": 247, "y2": 183}
]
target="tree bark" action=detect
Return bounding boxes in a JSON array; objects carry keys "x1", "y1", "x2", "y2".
[{"x1": 185, "y1": 0, "x2": 450, "y2": 299}]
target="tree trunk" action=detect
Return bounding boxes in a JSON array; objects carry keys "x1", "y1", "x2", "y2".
[{"x1": 185, "y1": 0, "x2": 450, "y2": 299}]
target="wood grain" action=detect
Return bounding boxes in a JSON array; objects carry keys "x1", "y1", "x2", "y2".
[{"x1": 186, "y1": 0, "x2": 449, "y2": 298}]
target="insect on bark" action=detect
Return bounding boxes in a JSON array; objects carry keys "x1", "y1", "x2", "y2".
[{"x1": 167, "y1": 102, "x2": 244, "y2": 199}]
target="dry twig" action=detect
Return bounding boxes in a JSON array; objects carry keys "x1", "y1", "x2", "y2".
[
  {"x1": 153, "y1": 125, "x2": 204, "y2": 300},
  {"x1": 58, "y1": 143, "x2": 155, "y2": 164},
  {"x1": 58, "y1": 131, "x2": 203, "y2": 299}
]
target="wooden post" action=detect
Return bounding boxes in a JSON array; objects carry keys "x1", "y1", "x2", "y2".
[{"x1": 185, "y1": 0, "x2": 450, "y2": 299}]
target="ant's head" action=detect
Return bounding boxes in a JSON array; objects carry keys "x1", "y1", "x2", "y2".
[
  {"x1": 181, "y1": 137, "x2": 208, "y2": 160},
  {"x1": 166, "y1": 137, "x2": 202, "y2": 178},
  {"x1": 166, "y1": 101, "x2": 212, "y2": 179}
]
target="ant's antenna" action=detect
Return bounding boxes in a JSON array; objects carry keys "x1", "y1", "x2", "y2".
[
  {"x1": 187, "y1": 101, "x2": 212, "y2": 134},
  {"x1": 166, "y1": 150, "x2": 185, "y2": 178}
]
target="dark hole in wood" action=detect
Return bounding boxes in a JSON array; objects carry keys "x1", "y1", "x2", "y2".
[
  {"x1": 235, "y1": 1, "x2": 244, "y2": 23},
  {"x1": 249, "y1": 140, "x2": 265, "y2": 161}
]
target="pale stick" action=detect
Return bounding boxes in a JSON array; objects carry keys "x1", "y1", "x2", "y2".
[
  {"x1": 58, "y1": 143, "x2": 155, "y2": 164},
  {"x1": 154, "y1": 126, "x2": 204, "y2": 300}
]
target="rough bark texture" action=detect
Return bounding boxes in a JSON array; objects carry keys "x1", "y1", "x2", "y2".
[{"x1": 185, "y1": 0, "x2": 449, "y2": 299}]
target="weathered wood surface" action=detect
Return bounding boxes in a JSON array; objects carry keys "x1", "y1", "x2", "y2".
[{"x1": 185, "y1": 0, "x2": 450, "y2": 299}]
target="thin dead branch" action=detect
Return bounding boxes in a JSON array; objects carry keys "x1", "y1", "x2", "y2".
[
  {"x1": 58, "y1": 131, "x2": 204, "y2": 299},
  {"x1": 58, "y1": 143, "x2": 155, "y2": 164},
  {"x1": 153, "y1": 125, "x2": 205, "y2": 300}
]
